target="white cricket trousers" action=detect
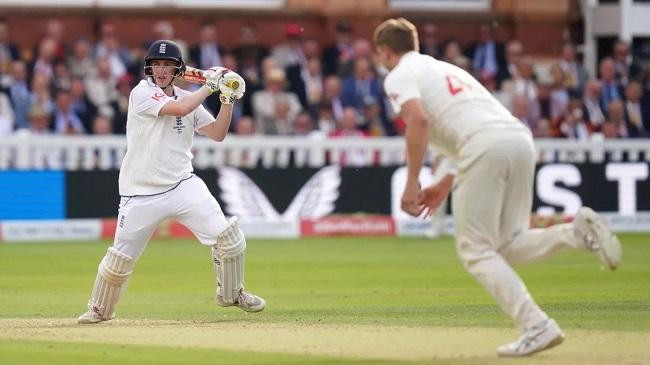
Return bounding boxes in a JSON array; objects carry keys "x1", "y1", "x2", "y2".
[
  {"x1": 112, "y1": 175, "x2": 228, "y2": 261},
  {"x1": 453, "y1": 127, "x2": 582, "y2": 331}
]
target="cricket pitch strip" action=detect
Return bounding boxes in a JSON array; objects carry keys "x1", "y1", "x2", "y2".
[{"x1": 0, "y1": 319, "x2": 648, "y2": 364}]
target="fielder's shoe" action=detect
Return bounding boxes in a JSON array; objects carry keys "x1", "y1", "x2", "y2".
[
  {"x1": 217, "y1": 289, "x2": 266, "y2": 313},
  {"x1": 77, "y1": 308, "x2": 114, "y2": 324},
  {"x1": 574, "y1": 207, "x2": 622, "y2": 270},
  {"x1": 497, "y1": 319, "x2": 565, "y2": 357}
]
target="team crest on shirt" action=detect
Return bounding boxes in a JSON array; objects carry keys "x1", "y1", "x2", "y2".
[
  {"x1": 388, "y1": 92, "x2": 400, "y2": 101},
  {"x1": 173, "y1": 116, "x2": 186, "y2": 134}
]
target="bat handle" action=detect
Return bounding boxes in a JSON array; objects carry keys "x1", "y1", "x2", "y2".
[{"x1": 223, "y1": 80, "x2": 240, "y2": 90}]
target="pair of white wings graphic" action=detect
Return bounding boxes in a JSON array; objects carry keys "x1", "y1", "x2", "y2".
[{"x1": 218, "y1": 166, "x2": 341, "y2": 220}]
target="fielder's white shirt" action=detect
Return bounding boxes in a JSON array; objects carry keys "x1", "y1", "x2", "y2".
[
  {"x1": 119, "y1": 79, "x2": 214, "y2": 196},
  {"x1": 385, "y1": 51, "x2": 523, "y2": 159}
]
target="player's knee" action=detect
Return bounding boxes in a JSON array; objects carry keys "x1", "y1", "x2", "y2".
[
  {"x1": 455, "y1": 238, "x2": 494, "y2": 272},
  {"x1": 213, "y1": 216, "x2": 246, "y2": 258}
]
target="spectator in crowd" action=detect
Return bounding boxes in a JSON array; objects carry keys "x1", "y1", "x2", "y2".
[
  {"x1": 285, "y1": 38, "x2": 321, "y2": 109},
  {"x1": 189, "y1": 23, "x2": 224, "y2": 70},
  {"x1": 329, "y1": 107, "x2": 371, "y2": 166},
  {"x1": 582, "y1": 79, "x2": 606, "y2": 131},
  {"x1": 251, "y1": 67, "x2": 302, "y2": 135},
  {"x1": 42, "y1": 19, "x2": 66, "y2": 62},
  {"x1": 623, "y1": 80, "x2": 646, "y2": 137},
  {"x1": 316, "y1": 101, "x2": 337, "y2": 135},
  {"x1": 601, "y1": 120, "x2": 620, "y2": 138},
  {"x1": 67, "y1": 38, "x2": 94, "y2": 79},
  {"x1": 606, "y1": 99, "x2": 628, "y2": 138},
  {"x1": 85, "y1": 57, "x2": 117, "y2": 111},
  {"x1": 321, "y1": 75, "x2": 344, "y2": 123},
  {"x1": 30, "y1": 72, "x2": 54, "y2": 115},
  {"x1": 503, "y1": 55, "x2": 540, "y2": 125},
  {"x1": 0, "y1": 89, "x2": 13, "y2": 135},
  {"x1": 26, "y1": 103, "x2": 52, "y2": 134},
  {"x1": 233, "y1": 25, "x2": 268, "y2": 83},
  {"x1": 8, "y1": 60, "x2": 31, "y2": 129},
  {"x1": 53, "y1": 61, "x2": 72, "y2": 91},
  {"x1": 441, "y1": 38, "x2": 470, "y2": 72},
  {"x1": 110, "y1": 73, "x2": 131, "y2": 134},
  {"x1": 558, "y1": 42, "x2": 589, "y2": 97},
  {"x1": 598, "y1": 57, "x2": 624, "y2": 110},
  {"x1": 272, "y1": 22, "x2": 306, "y2": 69},
  {"x1": 234, "y1": 115, "x2": 255, "y2": 135},
  {"x1": 330, "y1": 106, "x2": 366, "y2": 137},
  {"x1": 32, "y1": 38, "x2": 57, "y2": 80},
  {"x1": 499, "y1": 40, "x2": 523, "y2": 89},
  {"x1": 419, "y1": 23, "x2": 441, "y2": 59},
  {"x1": 468, "y1": 23, "x2": 506, "y2": 84},
  {"x1": 95, "y1": 23, "x2": 131, "y2": 80},
  {"x1": 91, "y1": 113, "x2": 112, "y2": 135},
  {"x1": 69, "y1": 76, "x2": 97, "y2": 132},
  {"x1": 0, "y1": 20, "x2": 20, "y2": 78},
  {"x1": 480, "y1": 72, "x2": 510, "y2": 110},
  {"x1": 287, "y1": 55, "x2": 323, "y2": 115},
  {"x1": 511, "y1": 93, "x2": 532, "y2": 130},
  {"x1": 559, "y1": 97, "x2": 589, "y2": 139},
  {"x1": 53, "y1": 88, "x2": 86, "y2": 134},
  {"x1": 612, "y1": 39, "x2": 641, "y2": 85},
  {"x1": 322, "y1": 19, "x2": 354, "y2": 76},
  {"x1": 535, "y1": 118, "x2": 552, "y2": 138},
  {"x1": 291, "y1": 111, "x2": 316, "y2": 136},
  {"x1": 340, "y1": 57, "x2": 386, "y2": 130},
  {"x1": 548, "y1": 63, "x2": 570, "y2": 122}
]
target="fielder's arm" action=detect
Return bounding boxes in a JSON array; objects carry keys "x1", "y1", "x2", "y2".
[{"x1": 400, "y1": 98, "x2": 430, "y2": 216}]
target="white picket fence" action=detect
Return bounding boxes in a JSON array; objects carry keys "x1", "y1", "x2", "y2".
[{"x1": 1, "y1": 133, "x2": 649, "y2": 170}]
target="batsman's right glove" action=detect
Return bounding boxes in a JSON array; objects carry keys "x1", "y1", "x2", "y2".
[{"x1": 203, "y1": 67, "x2": 230, "y2": 95}]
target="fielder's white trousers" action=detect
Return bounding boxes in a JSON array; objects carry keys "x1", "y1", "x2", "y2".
[
  {"x1": 453, "y1": 127, "x2": 582, "y2": 331},
  {"x1": 112, "y1": 175, "x2": 228, "y2": 261}
]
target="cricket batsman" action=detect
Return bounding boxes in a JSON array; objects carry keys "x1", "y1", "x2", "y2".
[{"x1": 77, "y1": 40, "x2": 265, "y2": 324}]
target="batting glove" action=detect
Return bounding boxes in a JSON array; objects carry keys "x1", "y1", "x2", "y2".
[
  {"x1": 219, "y1": 71, "x2": 246, "y2": 100},
  {"x1": 203, "y1": 67, "x2": 230, "y2": 95}
]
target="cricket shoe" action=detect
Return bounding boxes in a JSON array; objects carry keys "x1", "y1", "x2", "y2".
[
  {"x1": 573, "y1": 207, "x2": 622, "y2": 270},
  {"x1": 217, "y1": 289, "x2": 266, "y2": 313},
  {"x1": 497, "y1": 319, "x2": 565, "y2": 357},
  {"x1": 77, "y1": 308, "x2": 115, "y2": 324}
]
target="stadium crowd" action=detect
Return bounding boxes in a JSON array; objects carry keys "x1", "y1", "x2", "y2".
[{"x1": 0, "y1": 18, "x2": 648, "y2": 139}]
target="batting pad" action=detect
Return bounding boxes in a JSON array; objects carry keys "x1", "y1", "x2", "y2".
[
  {"x1": 87, "y1": 247, "x2": 134, "y2": 320},
  {"x1": 212, "y1": 217, "x2": 246, "y2": 304}
]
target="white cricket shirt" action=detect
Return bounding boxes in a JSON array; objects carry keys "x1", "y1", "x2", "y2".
[
  {"x1": 384, "y1": 51, "x2": 524, "y2": 159},
  {"x1": 118, "y1": 79, "x2": 214, "y2": 196}
]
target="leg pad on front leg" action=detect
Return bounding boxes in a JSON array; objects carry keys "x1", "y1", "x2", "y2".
[{"x1": 78, "y1": 247, "x2": 134, "y2": 324}]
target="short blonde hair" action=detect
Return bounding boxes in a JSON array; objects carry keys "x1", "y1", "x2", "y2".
[{"x1": 374, "y1": 17, "x2": 419, "y2": 54}]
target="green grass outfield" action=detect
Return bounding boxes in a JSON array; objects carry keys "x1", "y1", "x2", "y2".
[{"x1": 1, "y1": 234, "x2": 649, "y2": 364}]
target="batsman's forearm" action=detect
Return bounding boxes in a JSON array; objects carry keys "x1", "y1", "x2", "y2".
[{"x1": 203, "y1": 104, "x2": 233, "y2": 141}]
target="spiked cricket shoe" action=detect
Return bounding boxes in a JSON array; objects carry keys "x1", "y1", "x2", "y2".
[
  {"x1": 77, "y1": 309, "x2": 114, "y2": 324},
  {"x1": 574, "y1": 207, "x2": 622, "y2": 270},
  {"x1": 497, "y1": 319, "x2": 565, "y2": 357},
  {"x1": 217, "y1": 289, "x2": 266, "y2": 312}
]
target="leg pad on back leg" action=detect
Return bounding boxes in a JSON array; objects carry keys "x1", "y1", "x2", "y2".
[
  {"x1": 80, "y1": 247, "x2": 134, "y2": 323},
  {"x1": 212, "y1": 217, "x2": 246, "y2": 304}
]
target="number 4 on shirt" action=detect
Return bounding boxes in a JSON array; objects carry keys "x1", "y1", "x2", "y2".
[{"x1": 446, "y1": 74, "x2": 468, "y2": 96}]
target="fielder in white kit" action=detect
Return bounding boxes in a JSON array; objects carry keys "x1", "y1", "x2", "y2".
[
  {"x1": 78, "y1": 40, "x2": 265, "y2": 324},
  {"x1": 374, "y1": 18, "x2": 622, "y2": 356}
]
